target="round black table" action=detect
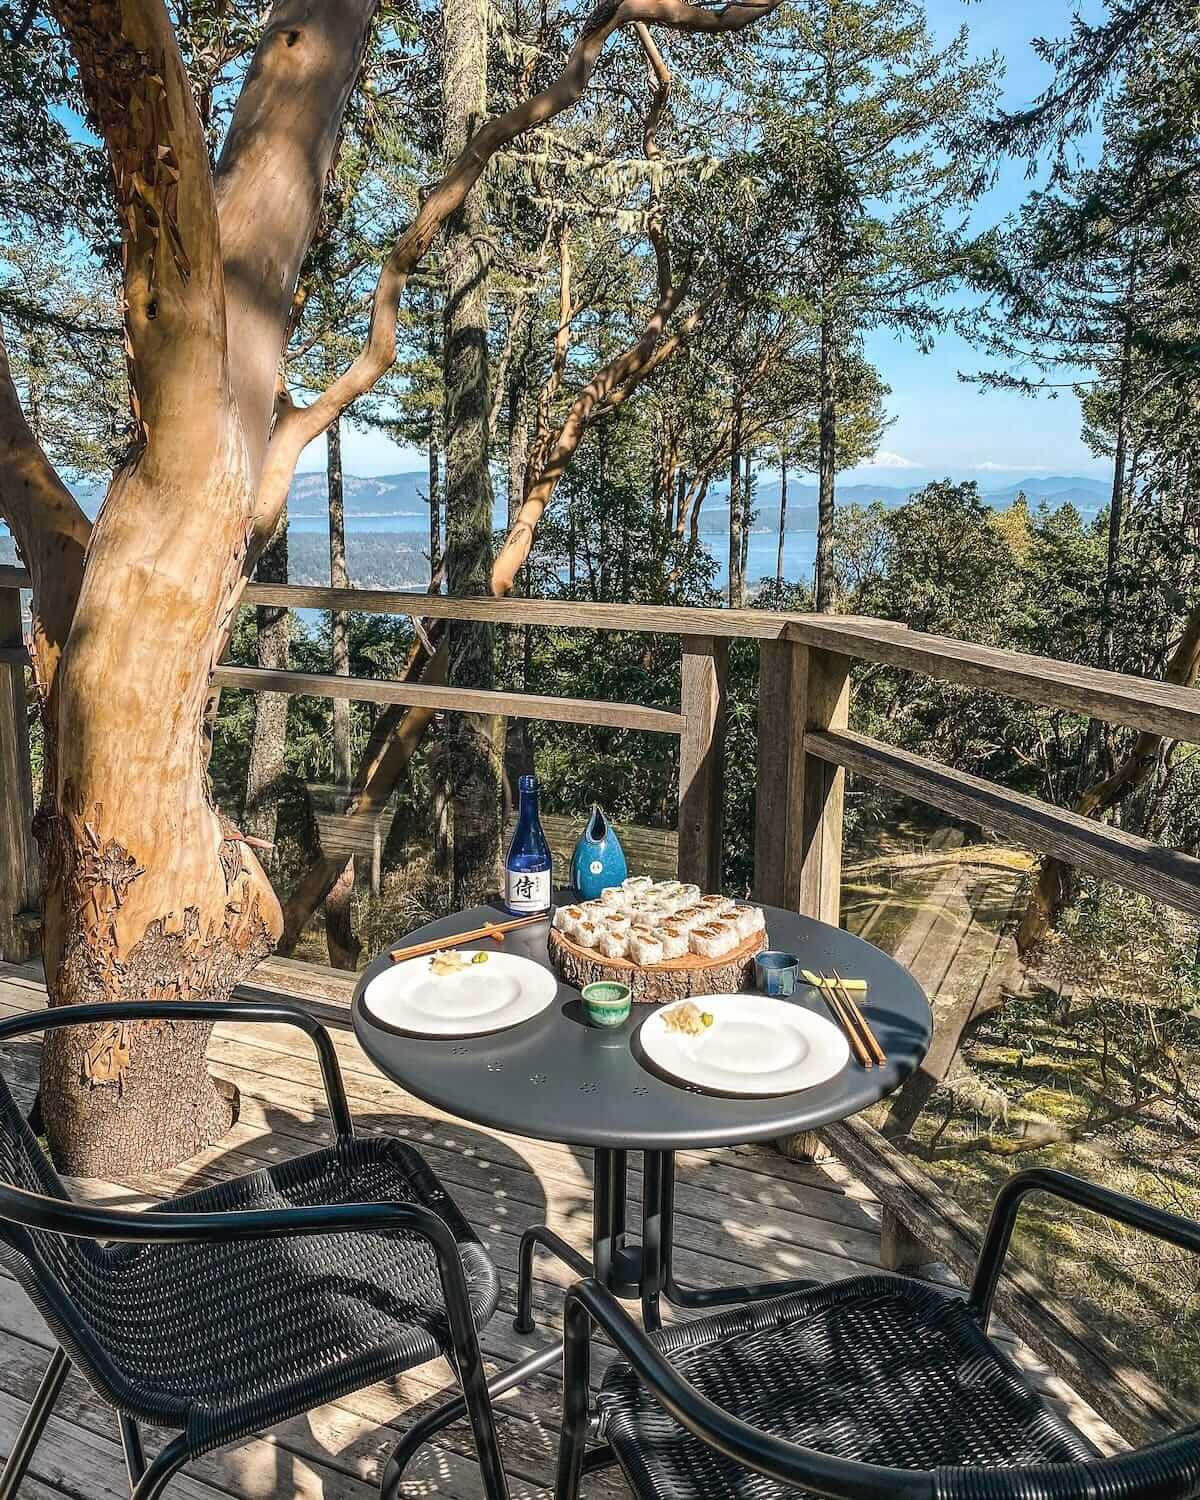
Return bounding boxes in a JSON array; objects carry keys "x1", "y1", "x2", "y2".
[
  {"x1": 355, "y1": 899, "x2": 931, "y2": 1487},
  {"x1": 354, "y1": 900, "x2": 930, "y2": 1321}
]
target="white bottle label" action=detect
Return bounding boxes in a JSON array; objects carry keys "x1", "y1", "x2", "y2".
[{"x1": 506, "y1": 867, "x2": 551, "y2": 913}]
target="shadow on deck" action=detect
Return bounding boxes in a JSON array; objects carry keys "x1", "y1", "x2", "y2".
[{"x1": 0, "y1": 957, "x2": 1117, "y2": 1500}]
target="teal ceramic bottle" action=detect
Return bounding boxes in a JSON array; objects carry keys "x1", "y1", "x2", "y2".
[{"x1": 571, "y1": 805, "x2": 627, "y2": 900}]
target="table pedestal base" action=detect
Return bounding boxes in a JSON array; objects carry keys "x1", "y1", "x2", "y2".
[{"x1": 390, "y1": 1147, "x2": 820, "y2": 1497}]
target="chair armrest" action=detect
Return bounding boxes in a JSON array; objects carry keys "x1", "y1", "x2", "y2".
[
  {"x1": 969, "y1": 1167, "x2": 1200, "y2": 1327},
  {"x1": 0, "y1": 998, "x2": 354, "y2": 1136},
  {"x1": 559, "y1": 1278, "x2": 933, "y2": 1500},
  {"x1": 0, "y1": 1184, "x2": 487, "y2": 1387}
]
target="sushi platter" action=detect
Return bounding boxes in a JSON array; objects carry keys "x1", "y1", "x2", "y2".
[{"x1": 549, "y1": 876, "x2": 767, "y2": 1004}]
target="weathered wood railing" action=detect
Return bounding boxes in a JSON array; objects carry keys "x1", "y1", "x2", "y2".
[
  {"x1": 2, "y1": 560, "x2": 1199, "y2": 1440},
  {"x1": 5, "y1": 562, "x2": 1198, "y2": 940}
]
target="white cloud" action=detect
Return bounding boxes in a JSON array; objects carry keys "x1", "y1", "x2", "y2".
[
  {"x1": 971, "y1": 461, "x2": 1025, "y2": 473},
  {"x1": 868, "y1": 450, "x2": 920, "y2": 470}
]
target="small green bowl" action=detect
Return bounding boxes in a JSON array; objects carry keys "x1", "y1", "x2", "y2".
[{"x1": 582, "y1": 981, "x2": 632, "y2": 1028}]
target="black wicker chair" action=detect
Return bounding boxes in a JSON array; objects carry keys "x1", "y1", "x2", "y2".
[
  {"x1": 556, "y1": 1168, "x2": 1200, "y2": 1500},
  {"x1": 0, "y1": 999, "x2": 508, "y2": 1500}
]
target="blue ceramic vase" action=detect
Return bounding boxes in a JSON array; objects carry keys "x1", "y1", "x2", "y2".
[{"x1": 571, "y1": 805, "x2": 627, "y2": 900}]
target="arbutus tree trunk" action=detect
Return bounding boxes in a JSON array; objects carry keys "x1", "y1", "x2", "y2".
[{"x1": 0, "y1": 0, "x2": 780, "y2": 1175}]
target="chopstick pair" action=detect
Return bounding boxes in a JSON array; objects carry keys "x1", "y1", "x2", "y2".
[
  {"x1": 818, "y1": 970, "x2": 886, "y2": 1070},
  {"x1": 389, "y1": 914, "x2": 543, "y2": 963}
]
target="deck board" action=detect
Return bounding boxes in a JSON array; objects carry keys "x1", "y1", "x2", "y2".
[{"x1": 0, "y1": 963, "x2": 1121, "y2": 1498}]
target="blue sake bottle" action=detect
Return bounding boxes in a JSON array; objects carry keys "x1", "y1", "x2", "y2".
[
  {"x1": 570, "y1": 805, "x2": 627, "y2": 901},
  {"x1": 504, "y1": 773, "x2": 553, "y2": 916}
]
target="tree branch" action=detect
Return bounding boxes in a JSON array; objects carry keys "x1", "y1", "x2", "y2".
[
  {"x1": 255, "y1": 0, "x2": 781, "y2": 544},
  {"x1": 216, "y1": 0, "x2": 381, "y2": 495},
  {"x1": 51, "y1": 0, "x2": 228, "y2": 446},
  {"x1": 492, "y1": 10, "x2": 693, "y2": 595},
  {"x1": 0, "y1": 325, "x2": 90, "y2": 690}
]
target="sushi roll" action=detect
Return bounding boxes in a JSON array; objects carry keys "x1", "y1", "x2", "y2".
[
  {"x1": 553, "y1": 905, "x2": 585, "y2": 939},
  {"x1": 699, "y1": 894, "x2": 735, "y2": 917},
  {"x1": 676, "y1": 883, "x2": 701, "y2": 906},
  {"x1": 603, "y1": 912, "x2": 632, "y2": 939},
  {"x1": 575, "y1": 919, "x2": 602, "y2": 951},
  {"x1": 579, "y1": 899, "x2": 609, "y2": 922},
  {"x1": 673, "y1": 905, "x2": 709, "y2": 933},
  {"x1": 731, "y1": 902, "x2": 766, "y2": 941},
  {"x1": 622, "y1": 875, "x2": 653, "y2": 895},
  {"x1": 598, "y1": 927, "x2": 629, "y2": 960},
  {"x1": 600, "y1": 886, "x2": 626, "y2": 908},
  {"x1": 655, "y1": 880, "x2": 683, "y2": 901},
  {"x1": 658, "y1": 922, "x2": 689, "y2": 960},
  {"x1": 689, "y1": 924, "x2": 726, "y2": 958},
  {"x1": 707, "y1": 918, "x2": 740, "y2": 955},
  {"x1": 628, "y1": 931, "x2": 665, "y2": 966}
]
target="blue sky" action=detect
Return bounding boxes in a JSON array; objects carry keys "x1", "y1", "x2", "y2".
[{"x1": 312, "y1": 0, "x2": 1115, "y2": 485}]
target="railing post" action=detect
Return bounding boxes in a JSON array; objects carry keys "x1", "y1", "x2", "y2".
[
  {"x1": 753, "y1": 640, "x2": 850, "y2": 922},
  {"x1": 0, "y1": 589, "x2": 39, "y2": 963},
  {"x1": 677, "y1": 636, "x2": 728, "y2": 890}
]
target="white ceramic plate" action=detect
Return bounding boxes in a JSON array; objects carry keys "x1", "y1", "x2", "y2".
[
  {"x1": 363, "y1": 950, "x2": 559, "y2": 1036},
  {"x1": 639, "y1": 994, "x2": 850, "y2": 1096}
]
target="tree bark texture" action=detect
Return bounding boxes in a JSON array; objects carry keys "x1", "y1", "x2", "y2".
[
  {"x1": 442, "y1": 0, "x2": 502, "y2": 907},
  {"x1": 728, "y1": 406, "x2": 744, "y2": 606},
  {"x1": 815, "y1": 315, "x2": 836, "y2": 612},
  {"x1": 243, "y1": 504, "x2": 291, "y2": 851}
]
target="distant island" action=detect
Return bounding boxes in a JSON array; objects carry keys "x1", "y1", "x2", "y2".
[{"x1": 0, "y1": 471, "x2": 1111, "y2": 583}]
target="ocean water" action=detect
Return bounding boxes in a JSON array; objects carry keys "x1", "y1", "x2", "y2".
[{"x1": 289, "y1": 511, "x2": 818, "y2": 595}]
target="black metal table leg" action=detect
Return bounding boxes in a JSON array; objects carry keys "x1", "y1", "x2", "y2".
[
  {"x1": 640, "y1": 1150, "x2": 670, "y2": 1331},
  {"x1": 660, "y1": 1152, "x2": 819, "y2": 1310}
]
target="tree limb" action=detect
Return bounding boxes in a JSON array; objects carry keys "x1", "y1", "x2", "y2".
[
  {"x1": 51, "y1": 0, "x2": 229, "y2": 447},
  {"x1": 0, "y1": 324, "x2": 90, "y2": 691},
  {"x1": 216, "y1": 0, "x2": 382, "y2": 498},
  {"x1": 254, "y1": 0, "x2": 781, "y2": 545}
]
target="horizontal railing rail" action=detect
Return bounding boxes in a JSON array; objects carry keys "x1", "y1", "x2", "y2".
[
  {"x1": 2, "y1": 563, "x2": 1198, "y2": 919},
  {"x1": 4, "y1": 562, "x2": 1196, "y2": 742}
]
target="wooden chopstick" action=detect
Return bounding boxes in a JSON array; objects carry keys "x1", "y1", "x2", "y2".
[
  {"x1": 832, "y1": 968, "x2": 886, "y2": 1066},
  {"x1": 389, "y1": 914, "x2": 543, "y2": 963},
  {"x1": 819, "y1": 973, "x2": 872, "y2": 1069}
]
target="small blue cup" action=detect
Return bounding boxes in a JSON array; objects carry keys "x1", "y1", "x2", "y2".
[{"x1": 755, "y1": 950, "x2": 799, "y2": 997}]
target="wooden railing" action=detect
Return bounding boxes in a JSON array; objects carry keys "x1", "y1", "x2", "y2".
[
  {"x1": 3, "y1": 559, "x2": 1200, "y2": 1438},
  {"x1": 4, "y1": 559, "x2": 1200, "y2": 944}
]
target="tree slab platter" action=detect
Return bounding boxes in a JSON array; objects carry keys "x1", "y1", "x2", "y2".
[{"x1": 548, "y1": 927, "x2": 766, "y2": 1004}]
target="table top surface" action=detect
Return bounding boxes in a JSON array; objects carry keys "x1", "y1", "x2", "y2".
[{"x1": 352, "y1": 900, "x2": 932, "y2": 1151}]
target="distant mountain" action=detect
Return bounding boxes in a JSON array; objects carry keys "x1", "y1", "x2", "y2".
[
  {"x1": 696, "y1": 474, "x2": 1110, "y2": 535},
  {"x1": 287, "y1": 470, "x2": 430, "y2": 520},
  {"x1": 3, "y1": 469, "x2": 1110, "y2": 562}
]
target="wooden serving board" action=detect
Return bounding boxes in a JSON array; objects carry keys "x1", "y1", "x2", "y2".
[{"x1": 548, "y1": 927, "x2": 766, "y2": 1004}]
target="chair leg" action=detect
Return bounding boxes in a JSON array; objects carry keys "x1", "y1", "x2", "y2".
[
  {"x1": 380, "y1": 1342, "x2": 564, "y2": 1500},
  {"x1": 0, "y1": 1345, "x2": 70, "y2": 1500},
  {"x1": 118, "y1": 1414, "x2": 147, "y2": 1487},
  {"x1": 554, "y1": 1295, "x2": 592, "y2": 1500},
  {"x1": 130, "y1": 1434, "x2": 189, "y2": 1500}
]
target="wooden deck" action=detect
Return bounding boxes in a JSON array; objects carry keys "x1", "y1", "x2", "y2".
[{"x1": 0, "y1": 960, "x2": 1120, "y2": 1500}]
